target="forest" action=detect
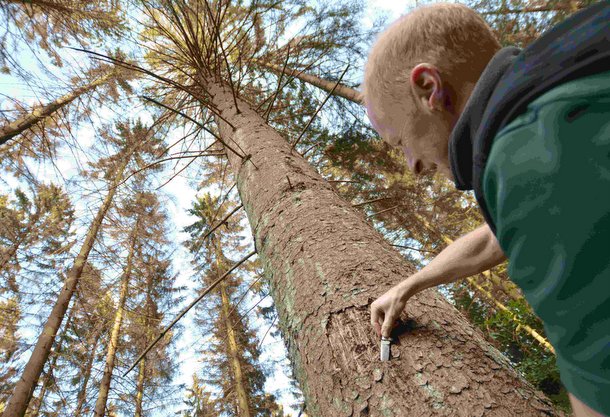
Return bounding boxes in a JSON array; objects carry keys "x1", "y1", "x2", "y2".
[{"x1": 0, "y1": 0, "x2": 600, "y2": 416}]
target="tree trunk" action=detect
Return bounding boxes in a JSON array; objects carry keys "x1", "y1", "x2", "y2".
[
  {"x1": 0, "y1": 72, "x2": 113, "y2": 147},
  {"x1": 134, "y1": 359, "x2": 145, "y2": 417},
  {"x1": 0, "y1": 218, "x2": 37, "y2": 275},
  {"x1": 2, "y1": 154, "x2": 130, "y2": 417},
  {"x1": 255, "y1": 61, "x2": 363, "y2": 104},
  {"x1": 93, "y1": 225, "x2": 137, "y2": 417},
  {"x1": 214, "y1": 238, "x2": 252, "y2": 417},
  {"x1": 134, "y1": 252, "x2": 154, "y2": 417},
  {"x1": 25, "y1": 306, "x2": 75, "y2": 417},
  {"x1": 220, "y1": 281, "x2": 251, "y2": 417},
  {"x1": 203, "y1": 79, "x2": 564, "y2": 416},
  {"x1": 74, "y1": 325, "x2": 102, "y2": 417}
]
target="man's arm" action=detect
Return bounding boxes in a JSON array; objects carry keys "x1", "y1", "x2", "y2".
[{"x1": 371, "y1": 224, "x2": 507, "y2": 337}]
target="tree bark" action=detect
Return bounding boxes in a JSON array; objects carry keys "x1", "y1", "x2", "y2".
[
  {"x1": 255, "y1": 61, "x2": 363, "y2": 104},
  {"x1": 0, "y1": 72, "x2": 113, "y2": 147},
  {"x1": 2, "y1": 154, "x2": 130, "y2": 417},
  {"x1": 93, "y1": 224, "x2": 138, "y2": 417},
  {"x1": 203, "y1": 78, "x2": 565, "y2": 416}
]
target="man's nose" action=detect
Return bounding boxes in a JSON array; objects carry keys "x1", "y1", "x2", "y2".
[
  {"x1": 402, "y1": 147, "x2": 423, "y2": 176},
  {"x1": 407, "y1": 158, "x2": 423, "y2": 175}
]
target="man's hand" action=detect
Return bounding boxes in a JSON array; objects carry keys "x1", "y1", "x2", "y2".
[
  {"x1": 370, "y1": 282, "x2": 412, "y2": 338},
  {"x1": 370, "y1": 224, "x2": 506, "y2": 339}
]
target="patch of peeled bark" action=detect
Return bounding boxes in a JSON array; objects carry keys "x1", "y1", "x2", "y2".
[{"x1": 206, "y1": 81, "x2": 564, "y2": 417}]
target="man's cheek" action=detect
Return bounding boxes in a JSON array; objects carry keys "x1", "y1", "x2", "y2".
[{"x1": 401, "y1": 144, "x2": 414, "y2": 159}]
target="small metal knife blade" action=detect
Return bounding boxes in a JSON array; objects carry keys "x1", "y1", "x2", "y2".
[{"x1": 380, "y1": 337, "x2": 391, "y2": 361}]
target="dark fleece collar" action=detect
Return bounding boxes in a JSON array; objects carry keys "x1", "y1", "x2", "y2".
[{"x1": 448, "y1": 46, "x2": 521, "y2": 191}]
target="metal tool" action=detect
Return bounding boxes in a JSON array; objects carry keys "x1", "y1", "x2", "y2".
[{"x1": 380, "y1": 337, "x2": 391, "y2": 361}]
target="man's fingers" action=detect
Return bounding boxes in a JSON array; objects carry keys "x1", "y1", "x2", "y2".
[{"x1": 381, "y1": 314, "x2": 394, "y2": 338}]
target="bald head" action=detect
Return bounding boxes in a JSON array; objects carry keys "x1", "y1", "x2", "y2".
[{"x1": 363, "y1": 2, "x2": 500, "y2": 178}]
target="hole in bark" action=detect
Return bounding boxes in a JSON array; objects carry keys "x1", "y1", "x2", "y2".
[{"x1": 390, "y1": 318, "x2": 419, "y2": 339}]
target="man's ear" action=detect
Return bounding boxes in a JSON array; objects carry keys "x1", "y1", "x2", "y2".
[{"x1": 410, "y1": 63, "x2": 444, "y2": 113}]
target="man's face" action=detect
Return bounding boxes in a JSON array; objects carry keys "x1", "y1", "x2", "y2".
[{"x1": 366, "y1": 99, "x2": 454, "y2": 180}]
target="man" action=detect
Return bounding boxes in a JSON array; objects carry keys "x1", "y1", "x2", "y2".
[{"x1": 364, "y1": 2, "x2": 609, "y2": 416}]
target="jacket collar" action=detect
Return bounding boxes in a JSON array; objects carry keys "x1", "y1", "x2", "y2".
[{"x1": 448, "y1": 46, "x2": 522, "y2": 190}]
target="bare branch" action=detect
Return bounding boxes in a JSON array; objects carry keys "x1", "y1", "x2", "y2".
[
  {"x1": 291, "y1": 64, "x2": 350, "y2": 150},
  {"x1": 366, "y1": 205, "x2": 400, "y2": 219},
  {"x1": 264, "y1": 44, "x2": 291, "y2": 122},
  {"x1": 142, "y1": 95, "x2": 246, "y2": 159},
  {"x1": 352, "y1": 197, "x2": 392, "y2": 208}
]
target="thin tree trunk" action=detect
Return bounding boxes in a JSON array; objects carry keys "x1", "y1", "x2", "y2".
[
  {"x1": 73, "y1": 325, "x2": 102, "y2": 417},
  {"x1": 203, "y1": 78, "x2": 564, "y2": 416},
  {"x1": 255, "y1": 61, "x2": 363, "y2": 104},
  {"x1": 220, "y1": 281, "x2": 251, "y2": 417},
  {"x1": 2, "y1": 154, "x2": 131, "y2": 417},
  {"x1": 0, "y1": 219, "x2": 36, "y2": 274},
  {"x1": 0, "y1": 72, "x2": 113, "y2": 147},
  {"x1": 134, "y1": 358, "x2": 145, "y2": 417},
  {"x1": 93, "y1": 224, "x2": 138, "y2": 417},
  {"x1": 134, "y1": 262, "x2": 153, "y2": 417},
  {"x1": 468, "y1": 277, "x2": 556, "y2": 354},
  {"x1": 215, "y1": 238, "x2": 252, "y2": 417},
  {"x1": 25, "y1": 306, "x2": 74, "y2": 417}
]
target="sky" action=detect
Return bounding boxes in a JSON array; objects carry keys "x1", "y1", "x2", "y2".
[
  {"x1": 368, "y1": 0, "x2": 414, "y2": 17},
  {"x1": 0, "y1": 1, "x2": 418, "y2": 415}
]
